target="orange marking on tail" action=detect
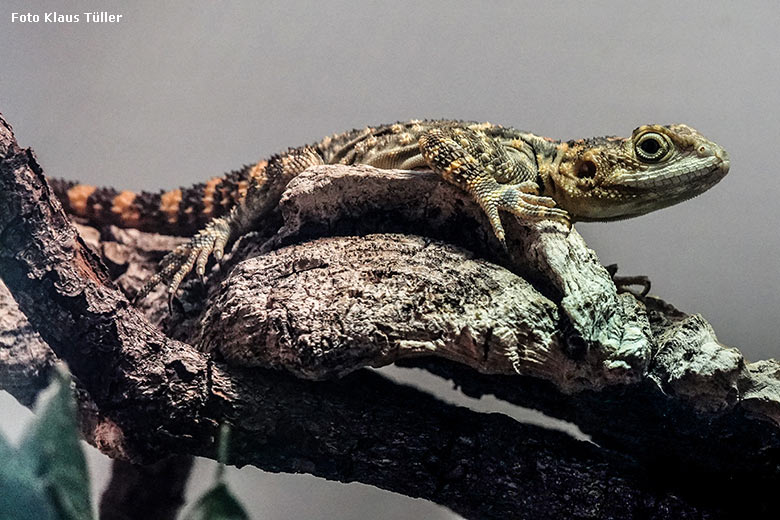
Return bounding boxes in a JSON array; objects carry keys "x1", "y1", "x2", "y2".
[
  {"x1": 66, "y1": 184, "x2": 97, "y2": 215},
  {"x1": 110, "y1": 190, "x2": 141, "y2": 227},
  {"x1": 237, "y1": 180, "x2": 249, "y2": 202},
  {"x1": 202, "y1": 177, "x2": 223, "y2": 216},
  {"x1": 218, "y1": 185, "x2": 233, "y2": 207},
  {"x1": 248, "y1": 160, "x2": 268, "y2": 182},
  {"x1": 160, "y1": 188, "x2": 182, "y2": 224},
  {"x1": 244, "y1": 160, "x2": 268, "y2": 200}
]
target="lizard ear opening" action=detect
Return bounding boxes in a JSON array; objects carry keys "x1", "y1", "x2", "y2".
[{"x1": 577, "y1": 160, "x2": 597, "y2": 178}]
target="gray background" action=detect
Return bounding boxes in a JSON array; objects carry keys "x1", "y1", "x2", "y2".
[{"x1": 1, "y1": 1, "x2": 778, "y2": 518}]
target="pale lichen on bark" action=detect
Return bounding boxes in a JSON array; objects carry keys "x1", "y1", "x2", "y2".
[{"x1": 201, "y1": 165, "x2": 656, "y2": 393}]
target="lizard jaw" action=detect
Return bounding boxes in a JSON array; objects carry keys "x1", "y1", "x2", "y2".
[
  {"x1": 615, "y1": 154, "x2": 728, "y2": 190},
  {"x1": 571, "y1": 156, "x2": 729, "y2": 222}
]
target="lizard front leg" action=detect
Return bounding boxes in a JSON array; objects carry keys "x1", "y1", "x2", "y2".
[{"x1": 418, "y1": 127, "x2": 570, "y2": 246}]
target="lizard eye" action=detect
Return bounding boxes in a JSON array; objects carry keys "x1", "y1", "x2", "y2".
[{"x1": 635, "y1": 132, "x2": 670, "y2": 163}]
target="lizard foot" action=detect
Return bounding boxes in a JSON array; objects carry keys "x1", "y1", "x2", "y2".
[
  {"x1": 480, "y1": 183, "x2": 571, "y2": 247},
  {"x1": 134, "y1": 217, "x2": 231, "y2": 304},
  {"x1": 605, "y1": 264, "x2": 651, "y2": 297}
]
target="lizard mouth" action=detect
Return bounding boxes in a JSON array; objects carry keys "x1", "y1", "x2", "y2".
[{"x1": 615, "y1": 155, "x2": 729, "y2": 190}]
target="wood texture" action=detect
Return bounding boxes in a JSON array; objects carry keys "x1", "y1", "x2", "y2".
[{"x1": 2, "y1": 111, "x2": 779, "y2": 519}]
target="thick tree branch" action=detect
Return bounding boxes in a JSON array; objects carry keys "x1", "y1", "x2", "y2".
[
  {"x1": 1, "y1": 112, "x2": 779, "y2": 518},
  {"x1": 0, "y1": 279, "x2": 55, "y2": 406}
]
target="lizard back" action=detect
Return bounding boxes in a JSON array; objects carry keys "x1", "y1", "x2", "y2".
[{"x1": 50, "y1": 120, "x2": 549, "y2": 235}]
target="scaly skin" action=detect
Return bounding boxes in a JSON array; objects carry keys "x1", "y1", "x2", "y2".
[{"x1": 50, "y1": 120, "x2": 730, "y2": 303}]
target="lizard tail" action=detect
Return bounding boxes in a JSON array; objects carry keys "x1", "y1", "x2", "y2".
[{"x1": 47, "y1": 162, "x2": 263, "y2": 236}]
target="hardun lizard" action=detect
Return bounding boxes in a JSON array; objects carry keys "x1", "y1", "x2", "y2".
[{"x1": 51, "y1": 120, "x2": 730, "y2": 303}]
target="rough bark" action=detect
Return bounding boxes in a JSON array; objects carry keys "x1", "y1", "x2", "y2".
[
  {"x1": 0, "y1": 279, "x2": 55, "y2": 406},
  {"x1": 1, "y1": 111, "x2": 779, "y2": 519}
]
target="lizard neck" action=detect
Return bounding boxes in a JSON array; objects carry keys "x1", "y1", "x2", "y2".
[{"x1": 537, "y1": 142, "x2": 569, "y2": 201}]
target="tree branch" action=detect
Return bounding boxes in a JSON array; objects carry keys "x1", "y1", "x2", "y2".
[{"x1": 1, "y1": 111, "x2": 779, "y2": 518}]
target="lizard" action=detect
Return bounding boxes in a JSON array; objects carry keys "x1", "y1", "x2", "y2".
[{"x1": 49, "y1": 120, "x2": 730, "y2": 304}]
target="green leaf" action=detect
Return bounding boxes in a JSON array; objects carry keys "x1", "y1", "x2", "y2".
[
  {"x1": 0, "y1": 429, "x2": 14, "y2": 462},
  {"x1": 17, "y1": 364, "x2": 94, "y2": 520},
  {"x1": 0, "y1": 430, "x2": 58, "y2": 520},
  {"x1": 182, "y1": 482, "x2": 250, "y2": 520}
]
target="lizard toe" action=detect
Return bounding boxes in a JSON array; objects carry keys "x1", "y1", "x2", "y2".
[
  {"x1": 495, "y1": 185, "x2": 572, "y2": 226},
  {"x1": 135, "y1": 216, "x2": 233, "y2": 303}
]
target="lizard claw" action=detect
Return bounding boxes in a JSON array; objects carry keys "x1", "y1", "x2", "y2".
[
  {"x1": 134, "y1": 217, "x2": 232, "y2": 304},
  {"x1": 482, "y1": 184, "x2": 571, "y2": 245},
  {"x1": 605, "y1": 264, "x2": 651, "y2": 297}
]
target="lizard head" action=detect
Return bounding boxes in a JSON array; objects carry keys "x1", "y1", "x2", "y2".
[{"x1": 546, "y1": 124, "x2": 730, "y2": 221}]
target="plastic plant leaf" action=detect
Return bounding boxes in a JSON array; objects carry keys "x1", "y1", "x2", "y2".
[
  {"x1": 182, "y1": 482, "x2": 250, "y2": 520},
  {"x1": 17, "y1": 365, "x2": 94, "y2": 520},
  {"x1": 0, "y1": 425, "x2": 58, "y2": 520}
]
